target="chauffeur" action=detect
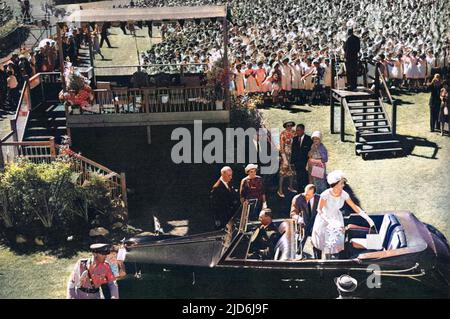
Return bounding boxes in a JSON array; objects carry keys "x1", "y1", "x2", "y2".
[{"x1": 67, "y1": 243, "x2": 119, "y2": 299}]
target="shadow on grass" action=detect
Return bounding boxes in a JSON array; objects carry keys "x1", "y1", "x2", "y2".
[
  {"x1": 0, "y1": 231, "x2": 85, "y2": 258},
  {"x1": 398, "y1": 134, "x2": 440, "y2": 159}
]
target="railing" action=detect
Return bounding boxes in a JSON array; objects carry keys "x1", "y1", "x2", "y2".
[
  {"x1": 0, "y1": 139, "x2": 127, "y2": 207},
  {"x1": 373, "y1": 61, "x2": 397, "y2": 135},
  {"x1": 94, "y1": 63, "x2": 209, "y2": 76},
  {"x1": 70, "y1": 86, "x2": 222, "y2": 115},
  {"x1": 61, "y1": 148, "x2": 127, "y2": 205},
  {"x1": 11, "y1": 81, "x2": 31, "y2": 142}
]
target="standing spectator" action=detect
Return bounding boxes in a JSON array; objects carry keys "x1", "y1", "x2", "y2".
[
  {"x1": 0, "y1": 64, "x2": 7, "y2": 109},
  {"x1": 290, "y1": 124, "x2": 312, "y2": 193},
  {"x1": 233, "y1": 64, "x2": 245, "y2": 97},
  {"x1": 427, "y1": 74, "x2": 442, "y2": 132},
  {"x1": 280, "y1": 57, "x2": 293, "y2": 103},
  {"x1": 6, "y1": 70, "x2": 19, "y2": 110},
  {"x1": 100, "y1": 22, "x2": 113, "y2": 48},
  {"x1": 307, "y1": 131, "x2": 328, "y2": 194},
  {"x1": 240, "y1": 164, "x2": 267, "y2": 221},
  {"x1": 19, "y1": 0, "x2": 31, "y2": 24},
  {"x1": 244, "y1": 62, "x2": 258, "y2": 95},
  {"x1": 210, "y1": 166, "x2": 240, "y2": 229},
  {"x1": 277, "y1": 120, "x2": 297, "y2": 198},
  {"x1": 439, "y1": 87, "x2": 449, "y2": 136},
  {"x1": 343, "y1": 28, "x2": 360, "y2": 91},
  {"x1": 92, "y1": 31, "x2": 105, "y2": 60}
]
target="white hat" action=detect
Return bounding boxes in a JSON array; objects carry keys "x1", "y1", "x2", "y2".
[
  {"x1": 334, "y1": 275, "x2": 358, "y2": 293},
  {"x1": 245, "y1": 163, "x2": 258, "y2": 174},
  {"x1": 327, "y1": 170, "x2": 346, "y2": 185},
  {"x1": 311, "y1": 131, "x2": 322, "y2": 140}
]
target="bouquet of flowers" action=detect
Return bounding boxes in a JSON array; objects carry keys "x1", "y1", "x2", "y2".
[{"x1": 59, "y1": 67, "x2": 93, "y2": 111}]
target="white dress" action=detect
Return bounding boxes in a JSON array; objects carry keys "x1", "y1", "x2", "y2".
[
  {"x1": 281, "y1": 64, "x2": 293, "y2": 91},
  {"x1": 311, "y1": 189, "x2": 350, "y2": 255}
]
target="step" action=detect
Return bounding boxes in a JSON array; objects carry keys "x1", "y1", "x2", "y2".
[
  {"x1": 354, "y1": 118, "x2": 388, "y2": 123},
  {"x1": 357, "y1": 132, "x2": 393, "y2": 137},
  {"x1": 350, "y1": 111, "x2": 385, "y2": 116},
  {"x1": 357, "y1": 147, "x2": 403, "y2": 154},
  {"x1": 347, "y1": 105, "x2": 383, "y2": 110},
  {"x1": 357, "y1": 125, "x2": 391, "y2": 131},
  {"x1": 356, "y1": 140, "x2": 400, "y2": 147},
  {"x1": 347, "y1": 99, "x2": 379, "y2": 104},
  {"x1": 24, "y1": 135, "x2": 55, "y2": 141}
]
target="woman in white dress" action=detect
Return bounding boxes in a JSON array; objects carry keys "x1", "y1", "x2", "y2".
[{"x1": 311, "y1": 171, "x2": 375, "y2": 260}]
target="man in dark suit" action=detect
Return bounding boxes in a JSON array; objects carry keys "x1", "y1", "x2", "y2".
[
  {"x1": 210, "y1": 166, "x2": 240, "y2": 229},
  {"x1": 343, "y1": 28, "x2": 361, "y2": 91},
  {"x1": 248, "y1": 209, "x2": 280, "y2": 260},
  {"x1": 290, "y1": 124, "x2": 312, "y2": 193},
  {"x1": 290, "y1": 184, "x2": 320, "y2": 250},
  {"x1": 100, "y1": 22, "x2": 113, "y2": 48}
]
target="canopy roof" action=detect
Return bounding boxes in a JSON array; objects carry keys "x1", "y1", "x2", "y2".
[{"x1": 63, "y1": 5, "x2": 227, "y2": 23}]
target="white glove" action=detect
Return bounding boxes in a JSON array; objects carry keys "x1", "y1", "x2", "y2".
[
  {"x1": 117, "y1": 247, "x2": 127, "y2": 262},
  {"x1": 359, "y1": 210, "x2": 375, "y2": 227},
  {"x1": 262, "y1": 202, "x2": 268, "y2": 209}
]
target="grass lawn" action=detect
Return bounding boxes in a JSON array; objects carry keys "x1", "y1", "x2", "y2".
[{"x1": 0, "y1": 246, "x2": 88, "y2": 298}]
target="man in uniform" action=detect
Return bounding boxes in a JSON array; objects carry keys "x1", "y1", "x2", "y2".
[{"x1": 67, "y1": 243, "x2": 119, "y2": 299}]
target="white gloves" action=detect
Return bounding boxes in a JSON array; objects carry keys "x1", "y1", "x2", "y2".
[
  {"x1": 359, "y1": 210, "x2": 375, "y2": 227},
  {"x1": 262, "y1": 202, "x2": 268, "y2": 209}
]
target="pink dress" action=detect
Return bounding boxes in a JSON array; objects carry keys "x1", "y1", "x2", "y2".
[
  {"x1": 281, "y1": 64, "x2": 293, "y2": 91},
  {"x1": 245, "y1": 69, "x2": 259, "y2": 93},
  {"x1": 255, "y1": 68, "x2": 266, "y2": 92},
  {"x1": 234, "y1": 70, "x2": 245, "y2": 96}
]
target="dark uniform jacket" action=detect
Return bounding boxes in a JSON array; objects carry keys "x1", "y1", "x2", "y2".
[
  {"x1": 248, "y1": 222, "x2": 281, "y2": 260},
  {"x1": 344, "y1": 34, "x2": 361, "y2": 61},
  {"x1": 210, "y1": 179, "x2": 239, "y2": 229},
  {"x1": 290, "y1": 134, "x2": 312, "y2": 169}
]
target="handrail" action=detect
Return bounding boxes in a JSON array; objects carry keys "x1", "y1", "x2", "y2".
[{"x1": 60, "y1": 147, "x2": 117, "y2": 175}]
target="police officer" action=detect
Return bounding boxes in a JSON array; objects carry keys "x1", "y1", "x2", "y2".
[{"x1": 67, "y1": 243, "x2": 119, "y2": 299}]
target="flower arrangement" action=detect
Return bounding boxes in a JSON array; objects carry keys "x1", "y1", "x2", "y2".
[
  {"x1": 206, "y1": 58, "x2": 228, "y2": 101},
  {"x1": 59, "y1": 67, "x2": 93, "y2": 112}
]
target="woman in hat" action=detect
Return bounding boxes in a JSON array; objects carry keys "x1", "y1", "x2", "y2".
[
  {"x1": 311, "y1": 170, "x2": 374, "y2": 259},
  {"x1": 307, "y1": 131, "x2": 328, "y2": 194},
  {"x1": 277, "y1": 120, "x2": 297, "y2": 197},
  {"x1": 240, "y1": 164, "x2": 267, "y2": 220}
]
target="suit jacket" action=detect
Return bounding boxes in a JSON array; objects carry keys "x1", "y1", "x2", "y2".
[
  {"x1": 248, "y1": 222, "x2": 280, "y2": 260},
  {"x1": 290, "y1": 134, "x2": 312, "y2": 169},
  {"x1": 210, "y1": 179, "x2": 239, "y2": 228},
  {"x1": 344, "y1": 34, "x2": 361, "y2": 61},
  {"x1": 290, "y1": 193, "x2": 320, "y2": 236}
]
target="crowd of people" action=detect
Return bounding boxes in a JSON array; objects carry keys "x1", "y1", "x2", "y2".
[
  {"x1": 0, "y1": 41, "x2": 62, "y2": 111},
  {"x1": 107, "y1": 0, "x2": 450, "y2": 103}
]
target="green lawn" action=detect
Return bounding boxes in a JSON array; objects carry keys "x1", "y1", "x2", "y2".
[{"x1": 0, "y1": 246, "x2": 88, "y2": 299}]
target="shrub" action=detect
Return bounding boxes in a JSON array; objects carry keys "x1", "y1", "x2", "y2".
[{"x1": 0, "y1": 159, "x2": 117, "y2": 241}]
